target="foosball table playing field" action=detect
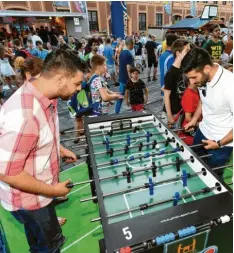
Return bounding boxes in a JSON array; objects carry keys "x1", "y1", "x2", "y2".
[{"x1": 69, "y1": 111, "x2": 233, "y2": 253}]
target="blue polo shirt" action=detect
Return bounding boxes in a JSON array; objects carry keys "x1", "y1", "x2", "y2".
[
  {"x1": 103, "y1": 45, "x2": 114, "y2": 65},
  {"x1": 37, "y1": 50, "x2": 49, "y2": 60},
  {"x1": 27, "y1": 48, "x2": 38, "y2": 57},
  {"x1": 159, "y1": 50, "x2": 175, "y2": 88},
  {"x1": 119, "y1": 49, "x2": 133, "y2": 84}
]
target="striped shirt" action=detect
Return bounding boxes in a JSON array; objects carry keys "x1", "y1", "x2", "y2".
[{"x1": 0, "y1": 81, "x2": 60, "y2": 211}]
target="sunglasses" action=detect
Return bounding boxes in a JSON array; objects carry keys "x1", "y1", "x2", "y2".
[{"x1": 200, "y1": 86, "x2": 207, "y2": 97}]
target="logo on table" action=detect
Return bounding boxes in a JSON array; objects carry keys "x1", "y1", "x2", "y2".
[
  {"x1": 177, "y1": 240, "x2": 218, "y2": 253},
  {"x1": 201, "y1": 246, "x2": 218, "y2": 253},
  {"x1": 177, "y1": 239, "x2": 196, "y2": 253}
]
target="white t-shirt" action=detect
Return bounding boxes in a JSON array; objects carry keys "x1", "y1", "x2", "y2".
[
  {"x1": 199, "y1": 64, "x2": 233, "y2": 147},
  {"x1": 221, "y1": 52, "x2": 230, "y2": 63},
  {"x1": 98, "y1": 44, "x2": 104, "y2": 56},
  {"x1": 31, "y1": 35, "x2": 43, "y2": 48}
]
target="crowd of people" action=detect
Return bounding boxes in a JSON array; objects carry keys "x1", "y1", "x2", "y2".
[{"x1": 0, "y1": 23, "x2": 233, "y2": 252}]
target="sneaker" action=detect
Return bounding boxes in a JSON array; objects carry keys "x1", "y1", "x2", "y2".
[
  {"x1": 147, "y1": 77, "x2": 151, "y2": 82},
  {"x1": 153, "y1": 76, "x2": 157, "y2": 81}
]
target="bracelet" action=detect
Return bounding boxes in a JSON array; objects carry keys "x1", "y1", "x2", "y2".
[{"x1": 217, "y1": 140, "x2": 222, "y2": 148}]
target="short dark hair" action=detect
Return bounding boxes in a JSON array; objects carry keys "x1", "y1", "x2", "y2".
[
  {"x1": 181, "y1": 48, "x2": 213, "y2": 74},
  {"x1": 13, "y1": 39, "x2": 20, "y2": 47},
  {"x1": 27, "y1": 39, "x2": 33, "y2": 44},
  {"x1": 75, "y1": 41, "x2": 83, "y2": 51},
  {"x1": 98, "y1": 37, "x2": 103, "y2": 44},
  {"x1": 41, "y1": 49, "x2": 87, "y2": 78},
  {"x1": 90, "y1": 55, "x2": 106, "y2": 70},
  {"x1": 210, "y1": 24, "x2": 220, "y2": 32},
  {"x1": 130, "y1": 67, "x2": 140, "y2": 74},
  {"x1": 171, "y1": 39, "x2": 189, "y2": 57},
  {"x1": 166, "y1": 34, "x2": 178, "y2": 47},
  {"x1": 106, "y1": 37, "x2": 111, "y2": 44},
  {"x1": 36, "y1": 40, "x2": 42, "y2": 46}
]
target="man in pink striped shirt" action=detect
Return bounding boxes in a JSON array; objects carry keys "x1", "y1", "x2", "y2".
[{"x1": 0, "y1": 49, "x2": 87, "y2": 252}]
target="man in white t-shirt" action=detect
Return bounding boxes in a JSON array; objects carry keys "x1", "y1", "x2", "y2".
[
  {"x1": 181, "y1": 48, "x2": 233, "y2": 179},
  {"x1": 31, "y1": 31, "x2": 43, "y2": 48}
]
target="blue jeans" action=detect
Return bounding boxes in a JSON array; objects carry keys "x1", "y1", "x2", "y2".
[
  {"x1": 193, "y1": 128, "x2": 233, "y2": 179},
  {"x1": 11, "y1": 202, "x2": 64, "y2": 253},
  {"x1": 115, "y1": 82, "x2": 126, "y2": 114}
]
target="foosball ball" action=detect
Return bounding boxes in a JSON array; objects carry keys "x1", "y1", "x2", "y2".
[{"x1": 71, "y1": 111, "x2": 233, "y2": 253}]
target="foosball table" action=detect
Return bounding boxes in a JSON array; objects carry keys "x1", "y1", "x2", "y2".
[{"x1": 77, "y1": 111, "x2": 233, "y2": 253}]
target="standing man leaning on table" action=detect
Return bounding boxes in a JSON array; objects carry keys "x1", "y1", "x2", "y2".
[
  {"x1": 0, "y1": 49, "x2": 86, "y2": 253},
  {"x1": 181, "y1": 48, "x2": 233, "y2": 180}
]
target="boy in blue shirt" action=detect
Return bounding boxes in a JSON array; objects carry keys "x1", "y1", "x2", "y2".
[
  {"x1": 104, "y1": 37, "x2": 117, "y2": 84},
  {"x1": 27, "y1": 39, "x2": 38, "y2": 57},
  {"x1": 115, "y1": 37, "x2": 134, "y2": 114},
  {"x1": 159, "y1": 34, "x2": 178, "y2": 92},
  {"x1": 36, "y1": 41, "x2": 49, "y2": 60}
]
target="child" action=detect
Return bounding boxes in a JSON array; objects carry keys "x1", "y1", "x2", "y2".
[
  {"x1": 177, "y1": 79, "x2": 200, "y2": 145},
  {"x1": 68, "y1": 70, "x2": 92, "y2": 144},
  {"x1": 89, "y1": 54, "x2": 122, "y2": 115},
  {"x1": 125, "y1": 67, "x2": 148, "y2": 111},
  {"x1": 163, "y1": 39, "x2": 191, "y2": 125}
]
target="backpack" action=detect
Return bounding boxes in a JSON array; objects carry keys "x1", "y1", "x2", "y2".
[
  {"x1": 20, "y1": 49, "x2": 32, "y2": 58},
  {"x1": 67, "y1": 81, "x2": 93, "y2": 118}
]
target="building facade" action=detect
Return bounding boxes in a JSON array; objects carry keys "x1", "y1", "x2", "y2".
[
  {"x1": 0, "y1": 1, "x2": 232, "y2": 36},
  {"x1": 86, "y1": 1, "x2": 233, "y2": 35}
]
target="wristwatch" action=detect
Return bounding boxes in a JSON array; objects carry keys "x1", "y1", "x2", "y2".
[{"x1": 217, "y1": 140, "x2": 223, "y2": 148}]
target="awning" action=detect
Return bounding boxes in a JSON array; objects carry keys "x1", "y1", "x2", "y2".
[
  {"x1": 0, "y1": 9, "x2": 87, "y2": 18},
  {"x1": 165, "y1": 18, "x2": 209, "y2": 30}
]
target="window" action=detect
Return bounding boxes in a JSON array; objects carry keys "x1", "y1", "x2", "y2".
[
  {"x1": 223, "y1": 1, "x2": 227, "y2": 4},
  {"x1": 213, "y1": 1, "x2": 218, "y2": 4},
  {"x1": 88, "y1": 11, "x2": 99, "y2": 31},
  {"x1": 139, "y1": 13, "x2": 146, "y2": 30},
  {"x1": 156, "y1": 13, "x2": 163, "y2": 26}
]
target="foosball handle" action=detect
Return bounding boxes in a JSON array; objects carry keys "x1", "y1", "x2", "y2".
[{"x1": 66, "y1": 182, "x2": 74, "y2": 188}]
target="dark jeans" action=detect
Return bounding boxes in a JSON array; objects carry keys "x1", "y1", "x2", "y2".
[
  {"x1": 193, "y1": 128, "x2": 233, "y2": 179},
  {"x1": 11, "y1": 202, "x2": 64, "y2": 253}
]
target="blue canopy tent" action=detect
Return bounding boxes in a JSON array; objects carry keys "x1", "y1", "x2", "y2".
[
  {"x1": 164, "y1": 17, "x2": 226, "y2": 31},
  {"x1": 165, "y1": 18, "x2": 209, "y2": 30}
]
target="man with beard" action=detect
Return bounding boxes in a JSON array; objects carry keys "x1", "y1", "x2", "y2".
[
  {"x1": 84, "y1": 38, "x2": 99, "y2": 67},
  {"x1": 0, "y1": 49, "x2": 86, "y2": 252},
  {"x1": 202, "y1": 24, "x2": 225, "y2": 63},
  {"x1": 182, "y1": 48, "x2": 233, "y2": 179}
]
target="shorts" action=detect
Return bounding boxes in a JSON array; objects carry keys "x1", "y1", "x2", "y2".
[
  {"x1": 148, "y1": 57, "x2": 158, "y2": 68},
  {"x1": 107, "y1": 64, "x2": 115, "y2": 76},
  {"x1": 131, "y1": 104, "x2": 144, "y2": 111},
  {"x1": 134, "y1": 55, "x2": 142, "y2": 66}
]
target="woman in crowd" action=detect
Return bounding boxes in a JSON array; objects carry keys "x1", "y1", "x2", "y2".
[{"x1": 0, "y1": 43, "x2": 16, "y2": 91}]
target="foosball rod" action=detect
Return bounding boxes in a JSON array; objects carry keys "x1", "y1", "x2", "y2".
[
  {"x1": 66, "y1": 154, "x2": 211, "y2": 189},
  {"x1": 91, "y1": 128, "x2": 184, "y2": 147},
  {"x1": 60, "y1": 118, "x2": 167, "y2": 135},
  {"x1": 91, "y1": 184, "x2": 224, "y2": 222},
  {"x1": 71, "y1": 136, "x2": 187, "y2": 150},
  {"x1": 79, "y1": 164, "x2": 233, "y2": 202},
  {"x1": 61, "y1": 124, "x2": 183, "y2": 143},
  {"x1": 72, "y1": 145, "x2": 180, "y2": 160},
  {"x1": 93, "y1": 137, "x2": 174, "y2": 156},
  {"x1": 60, "y1": 125, "x2": 157, "y2": 142},
  {"x1": 90, "y1": 124, "x2": 159, "y2": 137},
  {"x1": 96, "y1": 146, "x2": 184, "y2": 167}
]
